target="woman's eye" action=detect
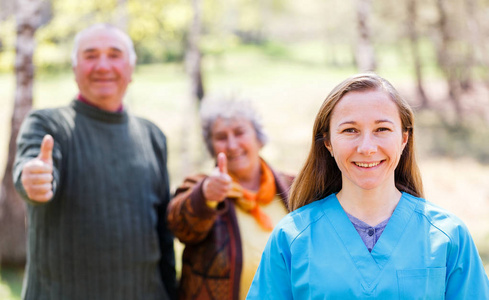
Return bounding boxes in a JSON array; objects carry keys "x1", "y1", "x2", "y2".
[
  {"x1": 342, "y1": 128, "x2": 357, "y2": 133},
  {"x1": 377, "y1": 127, "x2": 391, "y2": 132},
  {"x1": 214, "y1": 135, "x2": 227, "y2": 141}
]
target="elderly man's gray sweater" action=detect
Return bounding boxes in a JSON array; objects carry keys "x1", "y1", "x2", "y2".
[{"x1": 13, "y1": 100, "x2": 176, "y2": 300}]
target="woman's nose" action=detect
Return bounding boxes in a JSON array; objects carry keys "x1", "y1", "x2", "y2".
[
  {"x1": 227, "y1": 135, "x2": 238, "y2": 150},
  {"x1": 357, "y1": 134, "x2": 377, "y2": 155}
]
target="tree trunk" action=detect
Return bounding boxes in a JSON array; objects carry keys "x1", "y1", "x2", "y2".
[
  {"x1": 457, "y1": 0, "x2": 476, "y2": 92},
  {"x1": 115, "y1": 0, "x2": 129, "y2": 32},
  {"x1": 180, "y1": 0, "x2": 205, "y2": 177},
  {"x1": 186, "y1": 0, "x2": 205, "y2": 103},
  {"x1": 464, "y1": 0, "x2": 489, "y2": 90},
  {"x1": 355, "y1": 0, "x2": 376, "y2": 72},
  {"x1": 406, "y1": 0, "x2": 429, "y2": 109},
  {"x1": 435, "y1": 0, "x2": 463, "y2": 120},
  {"x1": 0, "y1": 0, "x2": 44, "y2": 266}
]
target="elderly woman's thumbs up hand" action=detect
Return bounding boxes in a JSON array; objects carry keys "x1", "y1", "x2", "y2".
[{"x1": 203, "y1": 152, "x2": 232, "y2": 204}]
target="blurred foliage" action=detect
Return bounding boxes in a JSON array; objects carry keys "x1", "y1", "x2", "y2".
[
  {"x1": 0, "y1": 0, "x2": 291, "y2": 72},
  {"x1": 417, "y1": 110, "x2": 489, "y2": 164},
  {"x1": 0, "y1": 0, "x2": 489, "y2": 83}
]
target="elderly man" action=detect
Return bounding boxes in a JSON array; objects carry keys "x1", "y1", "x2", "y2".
[{"x1": 13, "y1": 23, "x2": 176, "y2": 300}]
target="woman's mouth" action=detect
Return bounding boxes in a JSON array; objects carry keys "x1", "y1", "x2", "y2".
[
  {"x1": 354, "y1": 161, "x2": 381, "y2": 168},
  {"x1": 227, "y1": 154, "x2": 243, "y2": 162}
]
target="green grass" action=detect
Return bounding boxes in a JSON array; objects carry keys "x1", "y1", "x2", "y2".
[{"x1": 0, "y1": 267, "x2": 23, "y2": 300}]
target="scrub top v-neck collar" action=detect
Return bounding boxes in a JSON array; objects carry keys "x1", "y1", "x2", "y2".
[{"x1": 322, "y1": 192, "x2": 417, "y2": 291}]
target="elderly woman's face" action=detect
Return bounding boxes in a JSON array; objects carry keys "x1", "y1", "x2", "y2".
[{"x1": 211, "y1": 117, "x2": 263, "y2": 178}]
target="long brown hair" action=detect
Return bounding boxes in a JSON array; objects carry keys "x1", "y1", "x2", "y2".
[{"x1": 288, "y1": 73, "x2": 424, "y2": 211}]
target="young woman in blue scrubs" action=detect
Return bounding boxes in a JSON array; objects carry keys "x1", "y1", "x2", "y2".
[{"x1": 247, "y1": 73, "x2": 489, "y2": 299}]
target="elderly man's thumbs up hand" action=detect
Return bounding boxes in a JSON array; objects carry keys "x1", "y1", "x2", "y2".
[{"x1": 21, "y1": 134, "x2": 54, "y2": 202}]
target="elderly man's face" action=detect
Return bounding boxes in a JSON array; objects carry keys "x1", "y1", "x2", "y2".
[{"x1": 73, "y1": 28, "x2": 133, "y2": 111}]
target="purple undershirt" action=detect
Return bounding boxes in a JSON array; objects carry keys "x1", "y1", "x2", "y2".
[{"x1": 346, "y1": 212, "x2": 390, "y2": 252}]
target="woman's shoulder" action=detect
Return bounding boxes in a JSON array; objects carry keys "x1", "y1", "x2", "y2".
[
  {"x1": 403, "y1": 193, "x2": 472, "y2": 240},
  {"x1": 272, "y1": 194, "x2": 335, "y2": 245}
]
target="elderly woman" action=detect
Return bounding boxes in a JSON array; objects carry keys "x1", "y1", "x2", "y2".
[
  {"x1": 167, "y1": 98, "x2": 294, "y2": 300},
  {"x1": 247, "y1": 73, "x2": 489, "y2": 299}
]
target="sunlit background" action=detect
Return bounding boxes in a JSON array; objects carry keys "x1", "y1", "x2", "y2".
[{"x1": 1, "y1": 0, "x2": 489, "y2": 298}]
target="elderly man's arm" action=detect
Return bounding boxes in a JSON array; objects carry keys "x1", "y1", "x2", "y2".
[{"x1": 13, "y1": 111, "x2": 62, "y2": 205}]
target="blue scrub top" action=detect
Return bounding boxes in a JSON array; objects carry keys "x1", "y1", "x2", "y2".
[{"x1": 247, "y1": 192, "x2": 489, "y2": 299}]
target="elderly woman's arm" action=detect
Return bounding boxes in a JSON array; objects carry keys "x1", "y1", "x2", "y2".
[{"x1": 167, "y1": 174, "x2": 227, "y2": 244}]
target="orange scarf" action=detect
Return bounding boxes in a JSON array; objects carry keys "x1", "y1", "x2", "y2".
[{"x1": 228, "y1": 160, "x2": 276, "y2": 231}]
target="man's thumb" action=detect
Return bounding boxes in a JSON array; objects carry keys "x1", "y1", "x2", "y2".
[
  {"x1": 217, "y1": 152, "x2": 228, "y2": 175},
  {"x1": 38, "y1": 135, "x2": 54, "y2": 164}
]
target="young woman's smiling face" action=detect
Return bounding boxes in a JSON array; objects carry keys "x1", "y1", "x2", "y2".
[{"x1": 325, "y1": 89, "x2": 408, "y2": 192}]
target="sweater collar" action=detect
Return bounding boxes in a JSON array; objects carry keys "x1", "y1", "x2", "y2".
[
  {"x1": 76, "y1": 93, "x2": 124, "y2": 112},
  {"x1": 72, "y1": 99, "x2": 128, "y2": 124}
]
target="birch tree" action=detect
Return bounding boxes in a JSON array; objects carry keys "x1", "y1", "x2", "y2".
[
  {"x1": 354, "y1": 0, "x2": 376, "y2": 72},
  {"x1": 406, "y1": 0, "x2": 428, "y2": 108},
  {"x1": 180, "y1": 0, "x2": 205, "y2": 176},
  {"x1": 115, "y1": 0, "x2": 128, "y2": 31},
  {"x1": 0, "y1": 0, "x2": 46, "y2": 266},
  {"x1": 435, "y1": 0, "x2": 463, "y2": 119}
]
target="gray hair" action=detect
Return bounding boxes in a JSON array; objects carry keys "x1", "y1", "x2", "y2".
[
  {"x1": 200, "y1": 96, "x2": 268, "y2": 157},
  {"x1": 71, "y1": 23, "x2": 137, "y2": 67}
]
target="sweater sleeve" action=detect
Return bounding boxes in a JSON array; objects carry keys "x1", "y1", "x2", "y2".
[
  {"x1": 13, "y1": 110, "x2": 63, "y2": 205},
  {"x1": 167, "y1": 174, "x2": 228, "y2": 245},
  {"x1": 146, "y1": 122, "x2": 177, "y2": 300}
]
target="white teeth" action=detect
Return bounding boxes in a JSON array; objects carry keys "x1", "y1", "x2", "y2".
[{"x1": 355, "y1": 162, "x2": 380, "y2": 168}]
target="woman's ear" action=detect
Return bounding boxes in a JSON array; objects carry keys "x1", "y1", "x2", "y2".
[
  {"x1": 401, "y1": 131, "x2": 409, "y2": 152},
  {"x1": 323, "y1": 133, "x2": 334, "y2": 157}
]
